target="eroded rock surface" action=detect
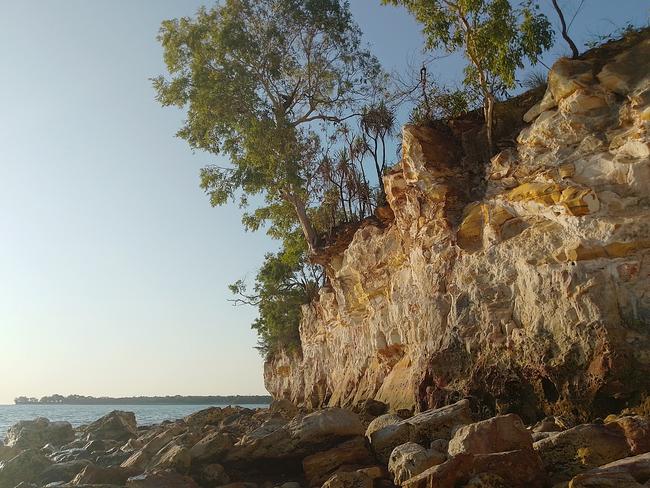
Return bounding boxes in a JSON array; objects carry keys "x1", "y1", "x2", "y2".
[{"x1": 265, "y1": 30, "x2": 650, "y2": 424}]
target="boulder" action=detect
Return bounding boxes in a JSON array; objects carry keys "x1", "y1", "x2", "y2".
[
  {"x1": 189, "y1": 431, "x2": 233, "y2": 461},
  {"x1": 4, "y1": 418, "x2": 75, "y2": 449},
  {"x1": 531, "y1": 417, "x2": 564, "y2": 433},
  {"x1": 0, "y1": 449, "x2": 53, "y2": 488},
  {"x1": 448, "y1": 414, "x2": 532, "y2": 456},
  {"x1": 70, "y1": 464, "x2": 137, "y2": 485},
  {"x1": 321, "y1": 470, "x2": 374, "y2": 488},
  {"x1": 369, "y1": 400, "x2": 473, "y2": 463},
  {"x1": 0, "y1": 445, "x2": 19, "y2": 463},
  {"x1": 139, "y1": 424, "x2": 185, "y2": 456},
  {"x1": 356, "y1": 399, "x2": 388, "y2": 421},
  {"x1": 39, "y1": 459, "x2": 92, "y2": 483},
  {"x1": 606, "y1": 416, "x2": 650, "y2": 456},
  {"x1": 126, "y1": 469, "x2": 200, "y2": 487},
  {"x1": 548, "y1": 58, "x2": 595, "y2": 102},
  {"x1": 388, "y1": 442, "x2": 446, "y2": 485},
  {"x1": 365, "y1": 414, "x2": 404, "y2": 439},
  {"x1": 84, "y1": 411, "x2": 138, "y2": 442},
  {"x1": 121, "y1": 450, "x2": 150, "y2": 472},
  {"x1": 149, "y1": 444, "x2": 191, "y2": 473},
  {"x1": 534, "y1": 423, "x2": 631, "y2": 484},
  {"x1": 569, "y1": 452, "x2": 650, "y2": 487},
  {"x1": 302, "y1": 437, "x2": 374, "y2": 486},
  {"x1": 226, "y1": 408, "x2": 364, "y2": 462},
  {"x1": 403, "y1": 448, "x2": 545, "y2": 488},
  {"x1": 270, "y1": 399, "x2": 299, "y2": 419},
  {"x1": 184, "y1": 407, "x2": 239, "y2": 429},
  {"x1": 597, "y1": 39, "x2": 650, "y2": 95},
  {"x1": 198, "y1": 463, "x2": 230, "y2": 485}
]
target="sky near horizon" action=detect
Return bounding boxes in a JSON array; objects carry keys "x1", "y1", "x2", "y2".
[{"x1": 0, "y1": 1, "x2": 648, "y2": 405}]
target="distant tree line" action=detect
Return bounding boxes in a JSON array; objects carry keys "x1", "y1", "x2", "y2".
[{"x1": 14, "y1": 394, "x2": 271, "y2": 405}]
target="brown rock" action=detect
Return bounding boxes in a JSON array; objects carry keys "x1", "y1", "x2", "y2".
[
  {"x1": 126, "y1": 469, "x2": 200, "y2": 487},
  {"x1": 84, "y1": 411, "x2": 138, "y2": 442},
  {"x1": 70, "y1": 464, "x2": 135, "y2": 485},
  {"x1": 369, "y1": 400, "x2": 473, "y2": 463},
  {"x1": 448, "y1": 414, "x2": 532, "y2": 456},
  {"x1": 534, "y1": 423, "x2": 631, "y2": 484},
  {"x1": 150, "y1": 444, "x2": 191, "y2": 473},
  {"x1": 403, "y1": 448, "x2": 544, "y2": 488},
  {"x1": 606, "y1": 416, "x2": 650, "y2": 455},
  {"x1": 189, "y1": 431, "x2": 233, "y2": 461},
  {"x1": 303, "y1": 437, "x2": 374, "y2": 486},
  {"x1": 569, "y1": 451, "x2": 650, "y2": 487},
  {"x1": 322, "y1": 470, "x2": 374, "y2": 488}
]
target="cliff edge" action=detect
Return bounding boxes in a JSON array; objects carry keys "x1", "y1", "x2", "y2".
[{"x1": 265, "y1": 31, "x2": 650, "y2": 423}]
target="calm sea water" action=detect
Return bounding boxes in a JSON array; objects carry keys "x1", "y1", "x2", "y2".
[{"x1": 0, "y1": 404, "x2": 267, "y2": 440}]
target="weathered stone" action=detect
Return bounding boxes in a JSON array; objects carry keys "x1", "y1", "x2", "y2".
[
  {"x1": 4, "y1": 418, "x2": 75, "y2": 449},
  {"x1": 149, "y1": 444, "x2": 191, "y2": 473},
  {"x1": 189, "y1": 431, "x2": 233, "y2": 461},
  {"x1": 126, "y1": 469, "x2": 200, "y2": 487},
  {"x1": 403, "y1": 448, "x2": 545, "y2": 488},
  {"x1": 199, "y1": 463, "x2": 230, "y2": 485},
  {"x1": 0, "y1": 449, "x2": 52, "y2": 488},
  {"x1": 321, "y1": 470, "x2": 373, "y2": 488},
  {"x1": 606, "y1": 416, "x2": 650, "y2": 455},
  {"x1": 597, "y1": 39, "x2": 650, "y2": 95},
  {"x1": 302, "y1": 437, "x2": 374, "y2": 486},
  {"x1": 264, "y1": 31, "x2": 650, "y2": 425},
  {"x1": 369, "y1": 400, "x2": 473, "y2": 463},
  {"x1": 534, "y1": 423, "x2": 631, "y2": 484},
  {"x1": 70, "y1": 464, "x2": 135, "y2": 485},
  {"x1": 448, "y1": 414, "x2": 532, "y2": 456},
  {"x1": 548, "y1": 58, "x2": 595, "y2": 102},
  {"x1": 84, "y1": 411, "x2": 138, "y2": 442},
  {"x1": 365, "y1": 414, "x2": 404, "y2": 439},
  {"x1": 39, "y1": 460, "x2": 92, "y2": 483},
  {"x1": 226, "y1": 408, "x2": 364, "y2": 462},
  {"x1": 569, "y1": 452, "x2": 650, "y2": 487},
  {"x1": 0, "y1": 445, "x2": 19, "y2": 463},
  {"x1": 388, "y1": 442, "x2": 446, "y2": 485}
]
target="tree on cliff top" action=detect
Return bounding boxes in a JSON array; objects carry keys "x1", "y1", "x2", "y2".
[
  {"x1": 382, "y1": 0, "x2": 553, "y2": 152},
  {"x1": 153, "y1": 0, "x2": 382, "y2": 254}
]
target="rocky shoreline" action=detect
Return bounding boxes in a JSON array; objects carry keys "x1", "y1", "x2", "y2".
[{"x1": 2, "y1": 398, "x2": 650, "y2": 487}]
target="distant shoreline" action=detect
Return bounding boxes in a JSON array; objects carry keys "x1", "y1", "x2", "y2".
[{"x1": 13, "y1": 395, "x2": 272, "y2": 406}]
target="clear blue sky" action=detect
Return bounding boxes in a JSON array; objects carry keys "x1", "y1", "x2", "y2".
[{"x1": 0, "y1": 1, "x2": 647, "y2": 405}]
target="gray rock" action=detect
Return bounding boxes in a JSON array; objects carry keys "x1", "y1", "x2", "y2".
[
  {"x1": 0, "y1": 449, "x2": 53, "y2": 488},
  {"x1": 39, "y1": 459, "x2": 92, "y2": 484},
  {"x1": 84, "y1": 411, "x2": 138, "y2": 442},
  {"x1": 4, "y1": 418, "x2": 75, "y2": 450}
]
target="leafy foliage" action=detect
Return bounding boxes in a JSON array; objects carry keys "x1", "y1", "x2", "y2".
[
  {"x1": 154, "y1": 0, "x2": 384, "y2": 253},
  {"x1": 155, "y1": 0, "x2": 394, "y2": 357},
  {"x1": 382, "y1": 0, "x2": 554, "y2": 151},
  {"x1": 229, "y1": 235, "x2": 323, "y2": 357},
  {"x1": 409, "y1": 82, "x2": 478, "y2": 124}
]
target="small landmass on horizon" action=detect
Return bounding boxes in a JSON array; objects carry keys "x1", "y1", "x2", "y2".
[{"x1": 13, "y1": 394, "x2": 272, "y2": 405}]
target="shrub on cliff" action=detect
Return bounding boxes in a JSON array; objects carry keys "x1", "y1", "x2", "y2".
[{"x1": 383, "y1": 0, "x2": 554, "y2": 152}]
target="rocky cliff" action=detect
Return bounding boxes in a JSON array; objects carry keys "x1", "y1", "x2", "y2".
[{"x1": 265, "y1": 32, "x2": 650, "y2": 423}]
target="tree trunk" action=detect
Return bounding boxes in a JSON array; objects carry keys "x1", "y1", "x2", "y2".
[
  {"x1": 484, "y1": 94, "x2": 495, "y2": 155},
  {"x1": 285, "y1": 192, "x2": 319, "y2": 254},
  {"x1": 551, "y1": 0, "x2": 580, "y2": 58}
]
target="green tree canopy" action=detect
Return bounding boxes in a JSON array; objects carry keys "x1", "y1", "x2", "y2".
[
  {"x1": 383, "y1": 0, "x2": 553, "y2": 151},
  {"x1": 154, "y1": 0, "x2": 383, "y2": 253}
]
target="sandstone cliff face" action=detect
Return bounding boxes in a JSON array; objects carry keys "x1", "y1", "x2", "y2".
[{"x1": 265, "y1": 34, "x2": 650, "y2": 422}]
